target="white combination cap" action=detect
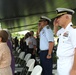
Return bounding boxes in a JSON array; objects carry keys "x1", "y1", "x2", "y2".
[
  {"x1": 56, "y1": 8, "x2": 75, "y2": 17},
  {"x1": 40, "y1": 16, "x2": 51, "y2": 22}
]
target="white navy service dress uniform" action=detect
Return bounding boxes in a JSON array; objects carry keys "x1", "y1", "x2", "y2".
[{"x1": 56, "y1": 22, "x2": 76, "y2": 75}]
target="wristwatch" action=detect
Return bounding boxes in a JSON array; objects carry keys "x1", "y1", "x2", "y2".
[{"x1": 47, "y1": 54, "x2": 51, "y2": 56}]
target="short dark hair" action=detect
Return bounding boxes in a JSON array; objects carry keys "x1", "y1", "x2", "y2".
[
  {"x1": 30, "y1": 31, "x2": 34, "y2": 34},
  {"x1": 0, "y1": 30, "x2": 8, "y2": 42}
]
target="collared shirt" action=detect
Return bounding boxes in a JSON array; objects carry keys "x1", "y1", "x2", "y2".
[
  {"x1": 57, "y1": 22, "x2": 76, "y2": 57},
  {"x1": 39, "y1": 25, "x2": 54, "y2": 50},
  {"x1": 26, "y1": 36, "x2": 37, "y2": 48}
]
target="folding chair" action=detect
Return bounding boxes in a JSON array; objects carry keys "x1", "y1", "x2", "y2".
[
  {"x1": 15, "y1": 52, "x2": 25, "y2": 67},
  {"x1": 15, "y1": 60, "x2": 26, "y2": 75},
  {"x1": 15, "y1": 53, "x2": 31, "y2": 73},
  {"x1": 19, "y1": 59, "x2": 35, "y2": 75},
  {"x1": 19, "y1": 53, "x2": 31, "y2": 68},
  {"x1": 31, "y1": 65, "x2": 42, "y2": 75},
  {"x1": 15, "y1": 59, "x2": 35, "y2": 75},
  {"x1": 14, "y1": 47, "x2": 20, "y2": 56},
  {"x1": 24, "y1": 53, "x2": 32, "y2": 63}
]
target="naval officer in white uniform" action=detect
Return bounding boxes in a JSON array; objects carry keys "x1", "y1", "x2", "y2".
[{"x1": 53, "y1": 8, "x2": 76, "y2": 75}]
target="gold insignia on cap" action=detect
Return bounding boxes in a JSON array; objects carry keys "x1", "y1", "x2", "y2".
[{"x1": 57, "y1": 12, "x2": 67, "y2": 16}]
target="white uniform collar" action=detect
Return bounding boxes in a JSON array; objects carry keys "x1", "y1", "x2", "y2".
[
  {"x1": 43, "y1": 25, "x2": 49, "y2": 29},
  {"x1": 64, "y1": 22, "x2": 73, "y2": 30}
]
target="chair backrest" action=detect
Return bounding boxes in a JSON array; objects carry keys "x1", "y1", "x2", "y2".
[
  {"x1": 17, "y1": 49, "x2": 21, "y2": 53},
  {"x1": 19, "y1": 52, "x2": 25, "y2": 59},
  {"x1": 26, "y1": 59, "x2": 35, "y2": 72},
  {"x1": 31, "y1": 65, "x2": 42, "y2": 75},
  {"x1": 24, "y1": 53, "x2": 31, "y2": 63},
  {"x1": 16, "y1": 47, "x2": 19, "y2": 51}
]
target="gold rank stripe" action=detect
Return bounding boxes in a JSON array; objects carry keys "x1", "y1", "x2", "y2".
[{"x1": 57, "y1": 12, "x2": 67, "y2": 16}]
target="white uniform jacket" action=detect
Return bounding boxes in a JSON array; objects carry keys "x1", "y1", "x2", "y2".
[{"x1": 57, "y1": 22, "x2": 76, "y2": 57}]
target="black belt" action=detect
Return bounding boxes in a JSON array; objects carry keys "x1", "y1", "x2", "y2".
[{"x1": 40, "y1": 50, "x2": 48, "y2": 52}]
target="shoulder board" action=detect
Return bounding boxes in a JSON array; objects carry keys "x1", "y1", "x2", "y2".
[
  {"x1": 72, "y1": 26, "x2": 76, "y2": 29},
  {"x1": 46, "y1": 25, "x2": 50, "y2": 29}
]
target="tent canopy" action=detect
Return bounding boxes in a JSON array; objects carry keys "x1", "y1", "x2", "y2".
[{"x1": 0, "y1": 0, "x2": 76, "y2": 32}]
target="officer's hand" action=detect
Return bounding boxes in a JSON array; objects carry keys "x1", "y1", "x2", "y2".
[
  {"x1": 70, "y1": 69, "x2": 76, "y2": 75},
  {"x1": 37, "y1": 24, "x2": 42, "y2": 34},
  {"x1": 53, "y1": 18, "x2": 59, "y2": 27},
  {"x1": 38, "y1": 25, "x2": 42, "y2": 30},
  {"x1": 46, "y1": 55, "x2": 52, "y2": 59}
]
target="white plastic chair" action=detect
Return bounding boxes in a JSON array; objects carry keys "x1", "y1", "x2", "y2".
[
  {"x1": 19, "y1": 52, "x2": 25, "y2": 59},
  {"x1": 15, "y1": 59, "x2": 35, "y2": 75},
  {"x1": 15, "y1": 52, "x2": 25, "y2": 66},
  {"x1": 26, "y1": 59, "x2": 35, "y2": 72},
  {"x1": 31, "y1": 65, "x2": 42, "y2": 75},
  {"x1": 24, "y1": 53, "x2": 31, "y2": 63}
]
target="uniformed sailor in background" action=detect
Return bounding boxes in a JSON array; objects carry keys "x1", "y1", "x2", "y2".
[
  {"x1": 53, "y1": 8, "x2": 76, "y2": 75},
  {"x1": 38, "y1": 16, "x2": 54, "y2": 75}
]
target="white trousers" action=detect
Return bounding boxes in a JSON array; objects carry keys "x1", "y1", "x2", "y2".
[{"x1": 57, "y1": 56, "x2": 74, "y2": 75}]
